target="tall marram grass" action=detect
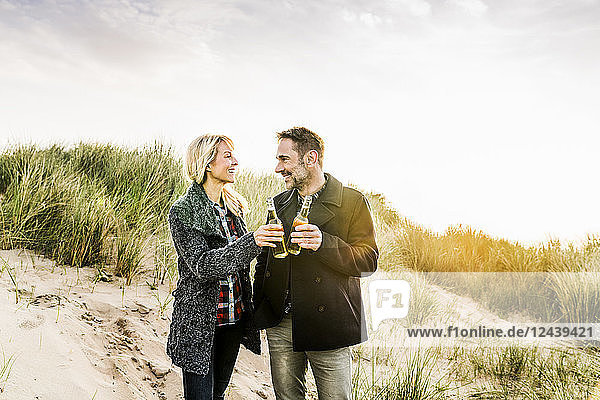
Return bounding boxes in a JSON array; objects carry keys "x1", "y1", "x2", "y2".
[
  {"x1": 391, "y1": 221, "x2": 598, "y2": 273},
  {"x1": 0, "y1": 143, "x2": 288, "y2": 284},
  {"x1": 0, "y1": 142, "x2": 186, "y2": 284},
  {"x1": 2, "y1": 141, "x2": 600, "y2": 398},
  {"x1": 388, "y1": 219, "x2": 600, "y2": 324},
  {"x1": 449, "y1": 344, "x2": 600, "y2": 399},
  {"x1": 2, "y1": 141, "x2": 599, "y2": 284},
  {"x1": 0, "y1": 345, "x2": 16, "y2": 393},
  {"x1": 353, "y1": 347, "x2": 450, "y2": 399},
  {"x1": 234, "y1": 170, "x2": 285, "y2": 231}
]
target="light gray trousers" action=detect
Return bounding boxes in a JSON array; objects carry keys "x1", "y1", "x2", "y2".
[{"x1": 266, "y1": 314, "x2": 352, "y2": 400}]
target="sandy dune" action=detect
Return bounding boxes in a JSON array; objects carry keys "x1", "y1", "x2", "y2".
[
  {"x1": 0, "y1": 249, "x2": 275, "y2": 400},
  {"x1": 4, "y1": 250, "x2": 597, "y2": 399}
]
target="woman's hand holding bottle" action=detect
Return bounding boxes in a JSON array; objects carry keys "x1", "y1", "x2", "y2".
[{"x1": 254, "y1": 224, "x2": 285, "y2": 248}]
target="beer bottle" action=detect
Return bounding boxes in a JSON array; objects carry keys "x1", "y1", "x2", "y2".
[
  {"x1": 288, "y1": 195, "x2": 313, "y2": 255},
  {"x1": 266, "y1": 197, "x2": 288, "y2": 258}
]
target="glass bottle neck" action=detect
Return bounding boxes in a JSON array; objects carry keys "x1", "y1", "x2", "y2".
[{"x1": 298, "y1": 202, "x2": 311, "y2": 218}]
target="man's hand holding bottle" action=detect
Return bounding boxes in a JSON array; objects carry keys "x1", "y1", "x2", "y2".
[{"x1": 289, "y1": 224, "x2": 322, "y2": 251}]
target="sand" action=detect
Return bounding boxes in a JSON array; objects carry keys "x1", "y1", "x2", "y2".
[
  {"x1": 0, "y1": 249, "x2": 276, "y2": 400},
  {"x1": 3, "y1": 249, "x2": 597, "y2": 399}
]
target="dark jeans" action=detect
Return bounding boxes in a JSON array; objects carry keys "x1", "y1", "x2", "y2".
[{"x1": 183, "y1": 322, "x2": 243, "y2": 400}]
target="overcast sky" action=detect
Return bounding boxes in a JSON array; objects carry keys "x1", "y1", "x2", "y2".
[{"x1": 1, "y1": 0, "x2": 599, "y2": 245}]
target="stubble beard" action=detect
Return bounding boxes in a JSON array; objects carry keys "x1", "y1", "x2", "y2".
[{"x1": 290, "y1": 161, "x2": 311, "y2": 193}]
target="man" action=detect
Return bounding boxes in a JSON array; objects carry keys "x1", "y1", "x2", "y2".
[{"x1": 252, "y1": 127, "x2": 378, "y2": 399}]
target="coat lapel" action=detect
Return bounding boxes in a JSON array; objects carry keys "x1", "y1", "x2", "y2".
[
  {"x1": 171, "y1": 182, "x2": 230, "y2": 242},
  {"x1": 277, "y1": 190, "x2": 297, "y2": 235},
  {"x1": 274, "y1": 173, "x2": 343, "y2": 231},
  {"x1": 307, "y1": 201, "x2": 335, "y2": 229},
  {"x1": 310, "y1": 173, "x2": 342, "y2": 228}
]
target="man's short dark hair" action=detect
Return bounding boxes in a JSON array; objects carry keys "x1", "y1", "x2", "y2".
[{"x1": 277, "y1": 127, "x2": 325, "y2": 168}]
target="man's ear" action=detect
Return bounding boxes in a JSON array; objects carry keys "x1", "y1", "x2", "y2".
[{"x1": 306, "y1": 150, "x2": 319, "y2": 167}]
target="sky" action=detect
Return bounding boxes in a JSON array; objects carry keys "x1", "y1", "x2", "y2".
[{"x1": 1, "y1": 0, "x2": 599, "y2": 245}]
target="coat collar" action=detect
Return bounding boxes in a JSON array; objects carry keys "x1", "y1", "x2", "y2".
[
  {"x1": 278, "y1": 173, "x2": 342, "y2": 208},
  {"x1": 317, "y1": 173, "x2": 343, "y2": 207},
  {"x1": 170, "y1": 181, "x2": 244, "y2": 238},
  {"x1": 277, "y1": 173, "x2": 342, "y2": 230}
]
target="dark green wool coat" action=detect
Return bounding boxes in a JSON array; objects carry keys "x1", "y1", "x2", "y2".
[{"x1": 167, "y1": 182, "x2": 261, "y2": 376}]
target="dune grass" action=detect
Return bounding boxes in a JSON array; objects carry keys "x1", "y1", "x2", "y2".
[
  {"x1": 0, "y1": 346, "x2": 15, "y2": 393},
  {"x1": 448, "y1": 344, "x2": 600, "y2": 399},
  {"x1": 1, "y1": 141, "x2": 599, "y2": 322},
  {"x1": 351, "y1": 339, "x2": 600, "y2": 399},
  {"x1": 353, "y1": 347, "x2": 451, "y2": 400},
  {"x1": 1, "y1": 141, "x2": 600, "y2": 398},
  {"x1": 391, "y1": 221, "x2": 599, "y2": 273},
  {"x1": 4, "y1": 141, "x2": 597, "y2": 282},
  {"x1": 0, "y1": 142, "x2": 185, "y2": 285}
]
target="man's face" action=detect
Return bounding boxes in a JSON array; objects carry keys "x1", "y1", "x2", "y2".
[{"x1": 275, "y1": 138, "x2": 310, "y2": 191}]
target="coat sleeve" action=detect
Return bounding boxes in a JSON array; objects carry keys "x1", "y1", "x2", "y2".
[
  {"x1": 251, "y1": 213, "x2": 271, "y2": 303},
  {"x1": 169, "y1": 210, "x2": 261, "y2": 283},
  {"x1": 314, "y1": 195, "x2": 378, "y2": 277},
  {"x1": 252, "y1": 247, "x2": 269, "y2": 304}
]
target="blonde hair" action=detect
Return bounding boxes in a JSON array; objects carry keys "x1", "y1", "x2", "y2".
[{"x1": 186, "y1": 134, "x2": 248, "y2": 218}]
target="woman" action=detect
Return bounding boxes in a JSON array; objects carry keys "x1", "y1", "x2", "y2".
[{"x1": 167, "y1": 135, "x2": 281, "y2": 400}]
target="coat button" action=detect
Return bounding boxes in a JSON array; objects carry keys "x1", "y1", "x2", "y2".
[
  {"x1": 265, "y1": 271, "x2": 271, "y2": 278},
  {"x1": 317, "y1": 305, "x2": 326, "y2": 313},
  {"x1": 314, "y1": 277, "x2": 321, "y2": 284}
]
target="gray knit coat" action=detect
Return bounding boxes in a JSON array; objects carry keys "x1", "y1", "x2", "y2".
[{"x1": 167, "y1": 181, "x2": 262, "y2": 375}]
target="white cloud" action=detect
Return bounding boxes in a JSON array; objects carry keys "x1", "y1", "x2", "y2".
[
  {"x1": 390, "y1": 0, "x2": 432, "y2": 17},
  {"x1": 359, "y1": 12, "x2": 382, "y2": 27},
  {"x1": 341, "y1": 8, "x2": 357, "y2": 22},
  {"x1": 0, "y1": 0, "x2": 225, "y2": 86},
  {"x1": 0, "y1": 0, "x2": 16, "y2": 11},
  {"x1": 1, "y1": 0, "x2": 600, "y2": 244},
  {"x1": 451, "y1": 0, "x2": 488, "y2": 17}
]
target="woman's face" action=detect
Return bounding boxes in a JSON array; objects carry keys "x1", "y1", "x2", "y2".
[{"x1": 207, "y1": 140, "x2": 238, "y2": 184}]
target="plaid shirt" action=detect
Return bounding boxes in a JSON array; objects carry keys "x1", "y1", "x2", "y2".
[
  {"x1": 212, "y1": 201, "x2": 245, "y2": 326},
  {"x1": 296, "y1": 176, "x2": 328, "y2": 207}
]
